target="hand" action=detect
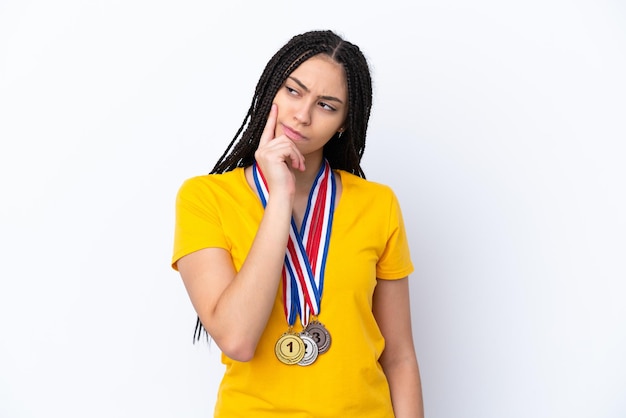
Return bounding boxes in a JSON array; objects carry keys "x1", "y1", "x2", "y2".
[{"x1": 254, "y1": 104, "x2": 305, "y2": 195}]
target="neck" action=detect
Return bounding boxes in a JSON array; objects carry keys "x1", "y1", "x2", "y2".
[{"x1": 294, "y1": 153, "x2": 324, "y2": 195}]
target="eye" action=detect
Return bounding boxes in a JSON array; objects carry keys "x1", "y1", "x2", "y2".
[
  {"x1": 285, "y1": 85, "x2": 299, "y2": 96},
  {"x1": 319, "y1": 101, "x2": 337, "y2": 112}
]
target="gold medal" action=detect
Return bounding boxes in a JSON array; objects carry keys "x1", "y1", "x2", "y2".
[
  {"x1": 275, "y1": 332, "x2": 306, "y2": 365},
  {"x1": 297, "y1": 332, "x2": 319, "y2": 366}
]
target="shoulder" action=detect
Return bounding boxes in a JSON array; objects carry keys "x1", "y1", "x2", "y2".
[
  {"x1": 338, "y1": 170, "x2": 397, "y2": 201},
  {"x1": 178, "y1": 168, "x2": 245, "y2": 197},
  {"x1": 179, "y1": 168, "x2": 243, "y2": 189}
]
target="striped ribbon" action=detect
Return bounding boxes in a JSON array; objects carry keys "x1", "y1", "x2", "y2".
[{"x1": 253, "y1": 160, "x2": 336, "y2": 327}]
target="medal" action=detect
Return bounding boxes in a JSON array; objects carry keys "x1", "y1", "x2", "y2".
[
  {"x1": 254, "y1": 160, "x2": 336, "y2": 365},
  {"x1": 275, "y1": 332, "x2": 306, "y2": 365},
  {"x1": 297, "y1": 332, "x2": 319, "y2": 366},
  {"x1": 304, "y1": 320, "x2": 332, "y2": 354}
]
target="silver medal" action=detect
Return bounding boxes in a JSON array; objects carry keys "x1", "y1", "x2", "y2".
[{"x1": 297, "y1": 332, "x2": 319, "y2": 366}]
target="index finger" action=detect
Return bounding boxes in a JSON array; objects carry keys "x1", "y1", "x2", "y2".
[{"x1": 259, "y1": 104, "x2": 278, "y2": 146}]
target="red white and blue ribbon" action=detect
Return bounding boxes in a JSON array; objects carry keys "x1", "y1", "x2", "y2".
[{"x1": 253, "y1": 160, "x2": 336, "y2": 327}]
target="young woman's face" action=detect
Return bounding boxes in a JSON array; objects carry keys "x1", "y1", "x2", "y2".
[{"x1": 272, "y1": 54, "x2": 348, "y2": 158}]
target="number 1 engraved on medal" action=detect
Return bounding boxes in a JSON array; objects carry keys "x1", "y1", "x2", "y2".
[{"x1": 275, "y1": 333, "x2": 305, "y2": 365}]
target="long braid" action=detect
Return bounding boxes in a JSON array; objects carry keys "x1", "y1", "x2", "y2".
[{"x1": 194, "y1": 30, "x2": 373, "y2": 342}]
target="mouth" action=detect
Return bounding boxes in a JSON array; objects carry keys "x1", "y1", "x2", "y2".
[{"x1": 281, "y1": 123, "x2": 305, "y2": 141}]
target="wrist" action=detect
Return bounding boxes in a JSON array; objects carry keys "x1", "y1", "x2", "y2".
[{"x1": 265, "y1": 190, "x2": 295, "y2": 213}]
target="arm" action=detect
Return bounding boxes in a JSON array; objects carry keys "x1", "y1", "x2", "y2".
[
  {"x1": 373, "y1": 277, "x2": 424, "y2": 418},
  {"x1": 177, "y1": 194, "x2": 291, "y2": 361},
  {"x1": 176, "y1": 104, "x2": 305, "y2": 362}
]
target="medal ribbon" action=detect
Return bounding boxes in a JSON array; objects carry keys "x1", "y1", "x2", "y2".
[{"x1": 253, "y1": 160, "x2": 336, "y2": 327}]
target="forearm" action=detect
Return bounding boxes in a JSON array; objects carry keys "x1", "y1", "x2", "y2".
[
  {"x1": 383, "y1": 356, "x2": 424, "y2": 418},
  {"x1": 207, "y1": 192, "x2": 293, "y2": 358}
]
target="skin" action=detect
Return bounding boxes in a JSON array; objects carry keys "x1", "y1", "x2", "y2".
[{"x1": 177, "y1": 54, "x2": 424, "y2": 418}]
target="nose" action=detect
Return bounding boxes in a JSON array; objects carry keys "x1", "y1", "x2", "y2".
[{"x1": 293, "y1": 102, "x2": 312, "y2": 126}]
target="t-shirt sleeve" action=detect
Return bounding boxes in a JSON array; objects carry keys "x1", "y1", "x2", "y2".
[
  {"x1": 171, "y1": 176, "x2": 228, "y2": 270},
  {"x1": 376, "y1": 189, "x2": 414, "y2": 280}
]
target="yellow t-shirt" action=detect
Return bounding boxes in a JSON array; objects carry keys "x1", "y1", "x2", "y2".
[{"x1": 172, "y1": 167, "x2": 414, "y2": 418}]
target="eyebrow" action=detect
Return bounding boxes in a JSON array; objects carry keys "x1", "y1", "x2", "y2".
[{"x1": 288, "y1": 76, "x2": 344, "y2": 104}]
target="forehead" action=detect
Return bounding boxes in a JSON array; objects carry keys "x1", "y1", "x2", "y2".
[{"x1": 289, "y1": 54, "x2": 347, "y2": 97}]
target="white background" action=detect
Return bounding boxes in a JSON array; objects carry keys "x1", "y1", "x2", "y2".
[{"x1": 1, "y1": 1, "x2": 625, "y2": 417}]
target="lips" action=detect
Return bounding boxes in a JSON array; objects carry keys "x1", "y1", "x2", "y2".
[{"x1": 281, "y1": 124, "x2": 305, "y2": 141}]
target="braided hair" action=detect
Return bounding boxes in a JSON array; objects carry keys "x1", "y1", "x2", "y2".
[
  {"x1": 210, "y1": 30, "x2": 373, "y2": 177},
  {"x1": 194, "y1": 30, "x2": 373, "y2": 342}
]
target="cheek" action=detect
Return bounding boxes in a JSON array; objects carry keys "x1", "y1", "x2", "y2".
[
  {"x1": 274, "y1": 100, "x2": 294, "y2": 122},
  {"x1": 273, "y1": 89, "x2": 294, "y2": 109},
  {"x1": 324, "y1": 115, "x2": 346, "y2": 134},
  {"x1": 317, "y1": 125, "x2": 341, "y2": 143}
]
